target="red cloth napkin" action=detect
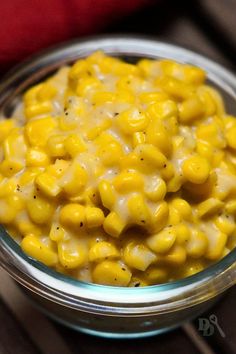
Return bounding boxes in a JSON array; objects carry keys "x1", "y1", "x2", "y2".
[{"x1": 0, "y1": 0, "x2": 151, "y2": 70}]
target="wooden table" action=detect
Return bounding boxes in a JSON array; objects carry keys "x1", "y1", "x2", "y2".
[{"x1": 1, "y1": 1, "x2": 236, "y2": 353}]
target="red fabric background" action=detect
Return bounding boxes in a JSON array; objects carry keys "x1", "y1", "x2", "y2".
[{"x1": 0, "y1": 0, "x2": 151, "y2": 70}]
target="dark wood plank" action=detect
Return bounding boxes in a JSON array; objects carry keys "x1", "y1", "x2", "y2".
[
  {"x1": 56, "y1": 326, "x2": 200, "y2": 354},
  {"x1": 0, "y1": 298, "x2": 40, "y2": 354}
]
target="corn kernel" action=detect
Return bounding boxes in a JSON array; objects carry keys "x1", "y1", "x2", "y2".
[
  {"x1": 152, "y1": 201, "x2": 169, "y2": 232},
  {"x1": 214, "y1": 214, "x2": 235, "y2": 235},
  {"x1": 47, "y1": 135, "x2": 67, "y2": 157},
  {"x1": 145, "y1": 266, "x2": 168, "y2": 284},
  {"x1": 198, "y1": 198, "x2": 224, "y2": 218},
  {"x1": 59, "y1": 204, "x2": 85, "y2": 228},
  {"x1": 49, "y1": 224, "x2": 66, "y2": 242},
  {"x1": 175, "y1": 223, "x2": 190, "y2": 244},
  {"x1": 147, "y1": 100, "x2": 177, "y2": 120},
  {"x1": 85, "y1": 207, "x2": 104, "y2": 228},
  {"x1": 182, "y1": 155, "x2": 210, "y2": 184},
  {"x1": 135, "y1": 144, "x2": 167, "y2": 169},
  {"x1": 206, "y1": 231, "x2": 227, "y2": 260},
  {"x1": 124, "y1": 242, "x2": 157, "y2": 271},
  {"x1": 171, "y1": 198, "x2": 192, "y2": 220},
  {"x1": 147, "y1": 226, "x2": 176, "y2": 254},
  {"x1": 64, "y1": 134, "x2": 87, "y2": 157},
  {"x1": 21, "y1": 235, "x2": 58, "y2": 266},
  {"x1": 186, "y1": 229, "x2": 208, "y2": 258},
  {"x1": 163, "y1": 245, "x2": 187, "y2": 265},
  {"x1": 25, "y1": 117, "x2": 57, "y2": 147},
  {"x1": 89, "y1": 241, "x2": 119, "y2": 262},
  {"x1": 25, "y1": 101, "x2": 53, "y2": 119},
  {"x1": 179, "y1": 96, "x2": 204, "y2": 123},
  {"x1": 113, "y1": 171, "x2": 144, "y2": 193},
  {"x1": 145, "y1": 177, "x2": 166, "y2": 202},
  {"x1": 35, "y1": 172, "x2": 61, "y2": 197},
  {"x1": 0, "y1": 200, "x2": 16, "y2": 224},
  {"x1": 133, "y1": 131, "x2": 146, "y2": 147},
  {"x1": 128, "y1": 194, "x2": 151, "y2": 227},
  {"x1": 103, "y1": 212, "x2": 126, "y2": 238},
  {"x1": 27, "y1": 196, "x2": 54, "y2": 224},
  {"x1": 37, "y1": 83, "x2": 57, "y2": 101},
  {"x1": 146, "y1": 120, "x2": 172, "y2": 156},
  {"x1": 98, "y1": 180, "x2": 116, "y2": 210},
  {"x1": 26, "y1": 148, "x2": 50, "y2": 167},
  {"x1": 92, "y1": 261, "x2": 132, "y2": 286},
  {"x1": 226, "y1": 125, "x2": 236, "y2": 149},
  {"x1": 61, "y1": 162, "x2": 88, "y2": 196},
  {"x1": 117, "y1": 108, "x2": 149, "y2": 134},
  {"x1": 58, "y1": 241, "x2": 87, "y2": 269}
]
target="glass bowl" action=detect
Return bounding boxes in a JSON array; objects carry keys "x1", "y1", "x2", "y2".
[{"x1": 0, "y1": 36, "x2": 236, "y2": 338}]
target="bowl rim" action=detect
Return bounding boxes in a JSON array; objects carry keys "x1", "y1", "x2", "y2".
[{"x1": 0, "y1": 35, "x2": 236, "y2": 314}]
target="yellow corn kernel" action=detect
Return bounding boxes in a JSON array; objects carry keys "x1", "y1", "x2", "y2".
[
  {"x1": 26, "y1": 148, "x2": 50, "y2": 167},
  {"x1": 135, "y1": 144, "x2": 167, "y2": 169},
  {"x1": 181, "y1": 66, "x2": 206, "y2": 85},
  {"x1": 178, "y1": 95, "x2": 204, "y2": 123},
  {"x1": 16, "y1": 219, "x2": 41, "y2": 237},
  {"x1": 86, "y1": 119, "x2": 112, "y2": 140},
  {"x1": 27, "y1": 196, "x2": 54, "y2": 224},
  {"x1": 47, "y1": 159, "x2": 69, "y2": 178},
  {"x1": 160, "y1": 162, "x2": 175, "y2": 181},
  {"x1": 206, "y1": 231, "x2": 227, "y2": 260},
  {"x1": 159, "y1": 77, "x2": 193, "y2": 100},
  {"x1": 196, "y1": 141, "x2": 214, "y2": 162},
  {"x1": 167, "y1": 175, "x2": 182, "y2": 193},
  {"x1": 197, "y1": 87, "x2": 216, "y2": 116},
  {"x1": 69, "y1": 59, "x2": 88, "y2": 80},
  {"x1": 152, "y1": 201, "x2": 169, "y2": 232},
  {"x1": 113, "y1": 171, "x2": 144, "y2": 193},
  {"x1": 59, "y1": 204, "x2": 85, "y2": 228},
  {"x1": 61, "y1": 162, "x2": 88, "y2": 196},
  {"x1": 92, "y1": 91, "x2": 115, "y2": 105},
  {"x1": 89, "y1": 241, "x2": 119, "y2": 262},
  {"x1": 139, "y1": 92, "x2": 168, "y2": 104},
  {"x1": 171, "y1": 198, "x2": 192, "y2": 220},
  {"x1": 117, "y1": 108, "x2": 149, "y2": 134},
  {"x1": 21, "y1": 235, "x2": 58, "y2": 266},
  {"x1": 147, "y1": 100, "x2": 177, "y2": 120},
  {"x1": 214, "y1": 214, "x2": 235, "y2": 235},
  {"x1": 163, "y1": 245, "x2": 187, "y2": 265},
  {"x1": 145, "y1": 177, "x2": 166, "y2": 202},
  {"x1": 114, "y1": 90, "x2": 135, "y2": 104},
  {"x1": 37, "y1": 83, "x2": 57, "y2": 101},
  {"x1": 49, "y1": 224, "x2": 65, "y2": 242},
  {"x1": 226, "y1": 125, "x2": 236, "y2": 149},
  {"x1": 85, "y1": 207, "x2": 104, "y2": 228},
  {"x1": 98, "y1": 180, "x2": 116, "y2": 210},
  {"x1": 7, "y1": 193, "x2": 25, "y2": 211},
  {"x1": 25, "y1": 101, "x2": 53, "y2": 119},
  {"x1": 58, "y1": 241, "x2": 87, "y2": 269},
  {"x1": 145, "y1": 266, "x2": 168, "y2": 284},
  {"x1": 128, "y1": 194, "x2": 151, "y2": 227},
  {"x1": 96, "y1": 134, "x2": 123, "y2": 166},
  {"x1": 168, "y1": 205, "x2": 181, "y2": 225},
  {"x1": 23, "y1": 83, "x2": 43, "y2": 104},
  {"x1": 25, "y1": 117, "x2": 57, "y2": 147},
  {"x1": 182, "y1": 156, "x2": 210, "y2": 184},
  {"x1": 19, "y1": 168, "x2": 42, "y2": 186},
  {"x1": 186, "y1": 230, "x2": 208, "y2": 258},
  {"x1": 124, "y1": 242, "x2": 157, "y2": 271},
  {"x1": 198, "y1": 198, "x2": 224, "y2": 218},
  {"x1": 225, "y1": 199, "x2": 236, "y2": 214},
  {"x1": 0, "y1": 200, "x2": 16, "y2": 224},
  {"x1": 92, "y1": 261, "x2": 132, "y2": 286},
  {"x1": 76, "y1": 76, "x2": 102, "y2": 96},
  {"x1": 196, "y1": 124, "x2": 226, "y2": 149},
  {"x1": 0, "y1": 159, "x2": 24, "y2": 177},
  {"x1": 175, "y1": 223, "x2": 190, "y2": 244},
  {"x1": 35, "y1": 172, "x2": 61, "y2": 197},
  {"x1": 64, "y1": 134, "x2": 87, "y2": 157},
  {"x1": 147, "y1": 226, "x2": 176, "y2": 254},
  {"x1": 47, "y1": 135, "x2": 67, "y2": 157},
  {"x1": 180, "y1": 260, "x2": 205, "y2": 278},
  {"x1": 103, "y1": 212, "x2": 126, "y2": 238},
  {"x1": 3, "y1": 128, "x2": 26, "y2": 160},
  {"x1": 133, "y1": 131, "x2": 146, "y2": 147},
  {"x1": 146, "y1": 120, "x2": 172, "y2": 156},
  {"x1": 0, "y1": 119, "x2": 15, "y2": 143}
]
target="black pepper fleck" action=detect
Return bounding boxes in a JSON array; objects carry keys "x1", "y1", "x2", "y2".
[
  {"x1": 33, "y1": 195, "x2": 36, "y2": 199},
  {"x1": 80, "y1": 222, "x2": 84, "y2": 227},
  {"x1": 134, "y1": 283, "x2": 140, "y2": 287}
]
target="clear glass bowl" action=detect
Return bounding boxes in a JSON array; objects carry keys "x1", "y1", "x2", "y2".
[{"x1": 0, "y1": 36, "x2": 236, "y2": 338}]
